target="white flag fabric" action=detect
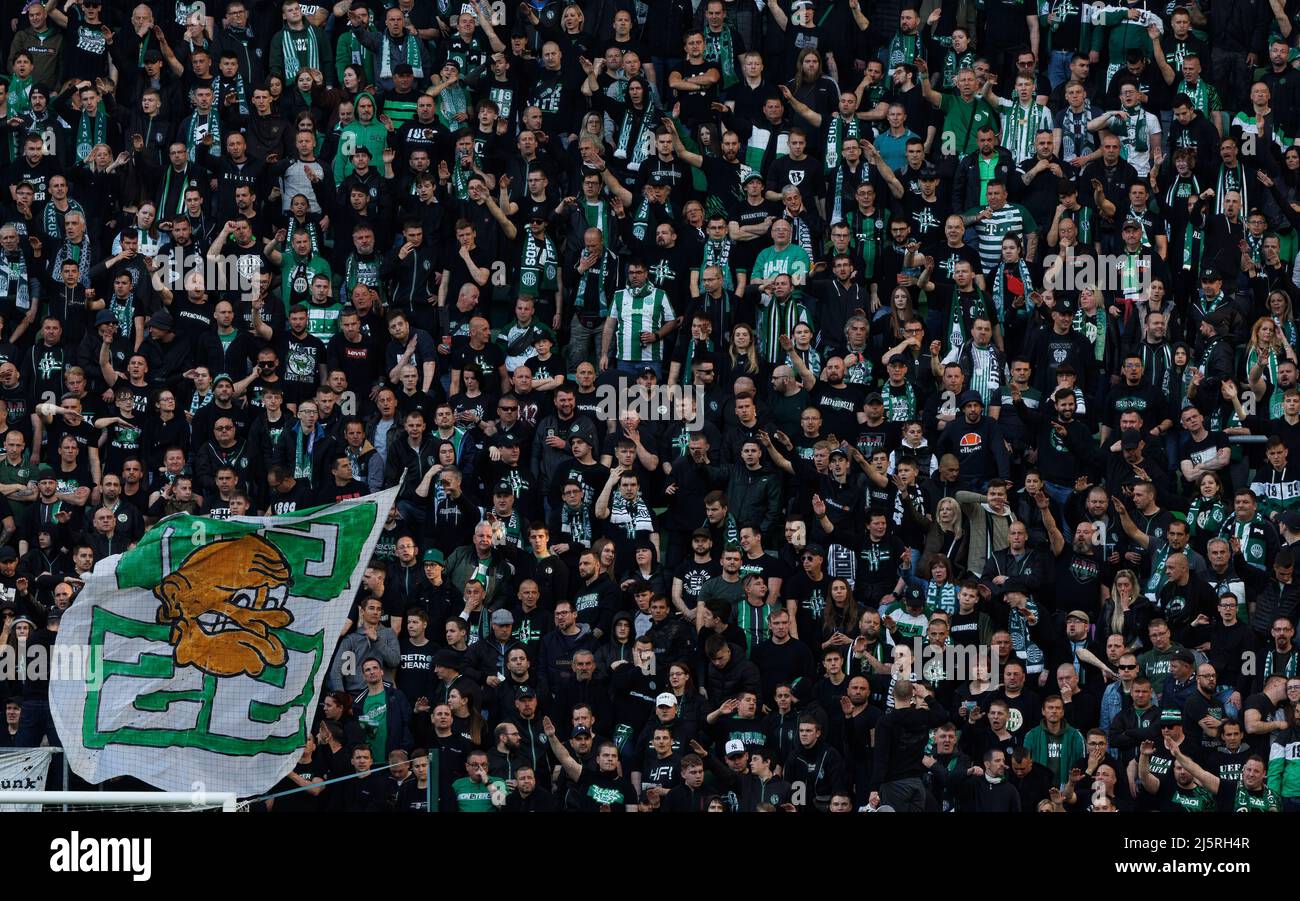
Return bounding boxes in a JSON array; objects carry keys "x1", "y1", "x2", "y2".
[
  {"x1": 0, "y1": 747, "x2": 55, "y2": 811},
  {"x1": 50, "y1": 488, "x2": 397, "y2": 797}
]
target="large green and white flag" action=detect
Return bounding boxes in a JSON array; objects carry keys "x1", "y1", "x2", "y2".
[{"x1": 50, "y1": 488, "x2": 397, "y2": 796}]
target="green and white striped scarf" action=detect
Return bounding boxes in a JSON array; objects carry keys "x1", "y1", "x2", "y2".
[
  {"x1": 1248, "y1": 347, "x2": 1283, "y2": 418},
  {"x1": 616, "y1": 101, "x2": 658, "y2": 171},
  {"x1": 700, "y1": 238, "x2": 735, "y2": 291},
  {"x1": 1215, "y1": 163, "x2": 1248, "y2": 214},
  {"x1": 280, "y1": 25, "x2": 320, "y2": 82},
  {"x1": 378, "y1": 32, "x2": 422, "y2": 80},
  {"x1": 703, "y1": 27, "x2": 737, "y2": 89},
  {"x1": 0, "y1": 252, "x2": 28, "y2": 310},
  {"x1": 1110, "y1": 103, "x2": 1148, "y2": 158},
  {"x1": 185, "y1": 107, "x2": 220, "y2": 163},
  {"x1": 824, "y1": 115, "x2": 861, "y2": 173},
  {"x1": 213, "y1": 73, "x2": 248, "y2": 116},
  {"x1": 886, "y1": 31, "x2": 920, "y2": 69},
  {"x1": 990, "y1": 259, "x2": 1032, "y2": 324},
  {"x1": 1176, "y1": 78, "x2": 1218, "y2": 118},
  {"x1": 41, "y1": 199, "x2": 83, "y2": 238},
  {"x1": 75, "y1": 107, "x2": 107, "y2": 161}
]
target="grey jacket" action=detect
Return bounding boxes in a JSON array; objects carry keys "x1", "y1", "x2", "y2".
[{"x1": 327, "y1": 626, "x2": 401, "y2": 692}]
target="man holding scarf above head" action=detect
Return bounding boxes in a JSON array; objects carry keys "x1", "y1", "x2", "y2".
[
  {"x1": 56, "y1": 79, "x2": 118, "y2": 163},
  {"x1": 590, "y1": 74, "x2": 660, "y2": 177}
]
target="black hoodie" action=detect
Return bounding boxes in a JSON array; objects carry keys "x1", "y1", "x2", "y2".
[{"x1": 784, "y1": 736, "x2": 848, "y2": 812}]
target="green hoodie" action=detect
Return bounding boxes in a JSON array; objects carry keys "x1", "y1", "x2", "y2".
[
  {"x1": 1022, "y1": 721, "x2": 1084, "y2": 787},
  {"x1": 333, "y1": 91, "x2": 388, "y2": 182}
]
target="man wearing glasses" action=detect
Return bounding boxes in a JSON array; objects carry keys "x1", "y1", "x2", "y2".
[
  {"x1": 1099, "y1": 652, "x2": 1142, "y2": 735},
  {"x1": 1182, "y1": 662, "x2": 1227, "y2": 763}
]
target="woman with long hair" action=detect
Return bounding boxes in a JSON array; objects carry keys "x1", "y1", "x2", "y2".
[
  {"x1": 786, "y1": 321, "x2": 822, "y2": 378},
  {"x1": 724, "y1": 322, "x2": 767, "y2": 385},
  {"x1": 1246, "y1": 315, "x2": 1298, "y2": 420},
  {"x1": 283, "y1": 192, "x2": 328, "y2": 258},
  {"x1": 820, "y1": 577, "x2": 858, "y2": 649},
  {"x1": 921, "y1": 497, "x2": 969, "y2": 576},
  {"x1": 1269, "y1": 289, "x2": 1298, "y2": 348},
  {"x1": 112, "y1": 201, "x2": 163, "y2": 258},
  {"x1": 449, "y1": 366, "x2": 490, "y2": 427},
  {"x1": 875, "y1": 284, "x2": 922, "y2": 349},
  {"x1": 447, "y1": 686, "x2": 486, "y2": 747},
  {"x1": 1165, "y1": 342, "x2": 1194, "y2": 413},
  {"x1": 593, "y1": 537, "x2": 618, "y2": 578},
  {"x1": 666, "y1": 660, "x2": 704, "y2": 740},
  {"x1": 144, "y1": 388, "x2": 190, "y2": 472},
  {"x1": 1187, "y1": 472, "x2": 1229, "y2": 552},
  {"x1": 1098, "y1": 569, "x2": 1152, "y2": 654}
]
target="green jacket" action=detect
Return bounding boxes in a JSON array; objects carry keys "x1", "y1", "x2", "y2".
[{"x1": 1022, "y1": 722, "x2": 1084, "y2": 787}]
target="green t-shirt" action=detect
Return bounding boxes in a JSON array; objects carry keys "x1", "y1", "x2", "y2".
[
  {"x1": 452, "y1": 776, "x2": 506, "y2": 812},
  {"x1": 752, "y1": 244, "x2": 812, "y2": 290},
  {"x1": 280, "y1": 252, "x2": 332, "y2": 311},
  {"x1": 938, "y1": 93, "x2": 997, "y2": 158},
  {"x1": 0, "y1": 453, "x2": 33, "y2": 519},
  {"x1": 360, "y1": 690, "x2": 388, "y2": 762}
]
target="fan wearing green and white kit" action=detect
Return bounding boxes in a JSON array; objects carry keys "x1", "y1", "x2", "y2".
[{"x1": 600, "y1": 259, "x2": 677, "y2": 380}]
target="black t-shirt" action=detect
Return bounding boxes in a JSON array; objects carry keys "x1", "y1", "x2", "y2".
[
  {"x1": 449, "y1": 340, "x2": 505, "y2": 381},
  {"x1": 268, "y1": 759, "x2": 326, "y2": 812},
  {"x1": 397, "y1": 635, "x2": 435, "y2": 706},
  {"x1": 1103, "y1": 382, "x2": 1167, "y2": 431},
  {"x1": 925, "y1": 241, "x2": 982, "y2": 294},
  {"x1": 671, "y1": 60, "x2": 722, "y2": 125},
  {"x1": 783, "y1": 570, "x2": 829, "y2": 646},
  {"x1": 729, "y1": 197, "x2": 782, "y2": 273},
  {"x1": 672, "y1": 557, "x2": 721, "y2": 611},
  {"x1": 264, "y1": 479, "x2": 316, "y2": 515},
  {"x1": 983, "y1": 0, "x2": 1034, "y2": 48},
  {"x1": 811, "y1": 382, "x2": 864, "y2": 439},
  {"x1": 766, "y1": 155, "x2": 825, "y2": 208},
  {"x1": 1182, "y1": 432, "x2": 1229, "y2": 477},
  {"x1": 1241, "y1": 692, "x2": 1279, "y2": 757},
  {"x1": 576, "y1": 762, "x2": 635, "y2": 811}
]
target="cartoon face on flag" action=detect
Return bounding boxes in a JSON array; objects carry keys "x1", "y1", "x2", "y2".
[{"x1": 50, "y1": 489, "x2": 397, "y2": 796}]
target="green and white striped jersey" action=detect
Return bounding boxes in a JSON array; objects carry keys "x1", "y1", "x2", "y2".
[
  {"x1": 965, "y1": 203, "x2": 1038, "y2": 272},
  {"x1": 611, "y1": 284, "x2": 675, "y2": 363},
  {"x1": 996, "y1": 98, "x2": 1053, "y2": 165}
]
